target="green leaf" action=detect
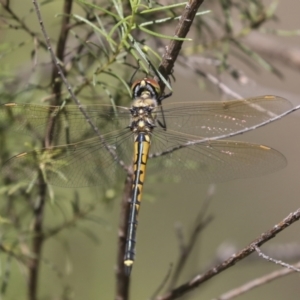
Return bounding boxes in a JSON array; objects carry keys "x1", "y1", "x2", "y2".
[
  {"x1": 75, "y1": 0, "x2": 120, "y2": 19},
  {"x1": 138, "y1": 25, "x2": 192, "y2": 41},
  {"x1": 140, "y1": 1, "x2": 187, "y2": 14},
  {"x1": 72, "y1": 14, "x2": 117, "y2": 47}
]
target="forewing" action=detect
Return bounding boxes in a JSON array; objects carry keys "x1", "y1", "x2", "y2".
[
  {"x1": 159, "y1": 96, "x2": 292, "y2": 138},
  {"x1": 0, "y1": 103, "x2": 131, "y2": 145}
]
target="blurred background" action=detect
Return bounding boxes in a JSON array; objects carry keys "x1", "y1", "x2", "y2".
[{"x1": 0, "y1": 0, "x2": 299, "y2": 299}]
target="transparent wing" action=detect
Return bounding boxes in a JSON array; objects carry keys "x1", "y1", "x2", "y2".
[
  {"x1": 1, "y1": 95, "x2": 290, "y2": 187},
  {"x1": 0, "y1": 103, "x2": 131, "y2": 144},
  {"x1": 147, "y1": 128, "x2": 286, "y2": 183},
  {"x1": 3, "y1": 126, "x2": 286, "y2": 187},
  {"x1": 2, "y1": 129, "x2": 134, "y2": 188},
  {"x1": 158, "y1": 96, "x2": 292, "y2": 137},
  {"x1": 0, "y1": 96, "x2": 292, "y2": 144}
]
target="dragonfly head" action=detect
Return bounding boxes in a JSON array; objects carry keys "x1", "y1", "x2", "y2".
[{"x1": 131, "y1": 78, "x2": 161, "y2": 100}]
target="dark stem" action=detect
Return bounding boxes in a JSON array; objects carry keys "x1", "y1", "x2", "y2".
[
  {"x1": 158, "y1": 0, "x2": 205, "y2": 90},
  {"x1": 114, "y1": 2, "x2": 208, "y2": 295},
  {"x1": 46, "y1": 0, "x2": 73, "y2": 147},
  {"x1": 115, "y1": 174, "x2": 133, "y2": 300},
  {"x1": 28, "y1": 1, "x2": 73, "y2": 300},
  {"x1": 28, "y1": 179, "x2": 47, "y2": 300}
]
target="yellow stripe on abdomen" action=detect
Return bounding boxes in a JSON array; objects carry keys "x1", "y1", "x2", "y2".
[
  {"x1": 124, "y1": 133, "x2": 151, "y2": 271},
  {"x1": 133, "y1": 134, "x2": 150, "y2": 203}
]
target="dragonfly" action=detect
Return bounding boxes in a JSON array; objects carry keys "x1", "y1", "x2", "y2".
[{"x1": 0, "y1": 78, "x2": 292, "y2": 273}]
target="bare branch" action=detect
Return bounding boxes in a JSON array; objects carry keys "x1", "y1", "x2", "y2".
[
  {"x1": 168, "y1": 185, "x2": 215, "y2": 289},
  {"x1": 115, "y1": 174, "x2": 132, "y2": 300},
  {"x1": 156, "y1": 208, "x2": 300, "y2": 300},
  {"x1": 0, "y1": 0, "x2": 47, "y2": 50},
  {"x1": 28, "y1": 1, "x2": 74, "y2": 300},
  {"x1": 158, "y1": 0, "x2": 205, "y2": 88},
  {"x1": 212, "y1": 261, "x2": 300, "y2": 300},
  {"x1": 254, "y1": 245, "x2": 300, "y2": 272}
]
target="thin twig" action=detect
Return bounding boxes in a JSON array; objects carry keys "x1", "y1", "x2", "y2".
[
  {"x1": 0, "y1": 0, "x2": 47, "y2": 50},
  {"x1": 212, "y1": 261, "x2": 300, "y2": 300},
  {"x1": 28, "y1": 1, "x2": 74, "y2": 300},
  {"x1": 254, "y1": 245, "x2": 300, "y2": 272},
  {"x1": 156, "y1": 208, "x2": 300, "y2": 300},
  {"x1": 150, "y1": 264, "x2": 173, "y2": 300},
  {"x1": 150, "y1": 103, "x2": 300, "y2": 159},
  {"x1": 32, "y1": 0, "x2": 129, "y2": 171},
  {"x1": 46, "y1": 0, "x2": 73, "y2": 147},
  {"x1": 177, "y1": 56, "x2": 244, "y2": 99},
  {"x1": 168, "y1": 185, "x2": 214, "y2": 289},
  {"x1": 28, "y1": 177, "x2": 47, "y2": 300},
  {"x1": 50, "y1": 0, "x2": 73, "y2": 96}
]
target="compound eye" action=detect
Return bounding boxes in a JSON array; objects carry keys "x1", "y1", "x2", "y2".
[
  {"x1": 130, "y1": 77, "x2": 161, "y2": 98},
  {"x1": 130, "y1": 79, "x2": 142, "y2": 92},
  {"x1": 144, "y1": 78, "x2": 161, "y2": 95}
]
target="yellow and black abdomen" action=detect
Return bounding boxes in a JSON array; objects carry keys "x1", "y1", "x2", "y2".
[{"x1": 124, "y1": 132, "x2": 151, "y2": 270}]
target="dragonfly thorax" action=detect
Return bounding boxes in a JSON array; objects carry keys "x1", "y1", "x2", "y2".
[{"x1": 130, "y1": 97, "x2": 157, "y2": 134}]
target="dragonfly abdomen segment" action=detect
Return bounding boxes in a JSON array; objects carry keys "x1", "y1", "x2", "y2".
[{"x1": 124, "y1": 132, "x2": 151, "y2": 269}]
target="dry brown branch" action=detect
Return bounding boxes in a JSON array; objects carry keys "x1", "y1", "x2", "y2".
[
  {"x1": 254, "y1": 245, "x2": 300, "y2": 272},
  {"x1": 168, "y1": 185, "x2": 214, "y2": 289},
  {"x1": 28, "y1": 1, "x2": 74, "y2": 300},
  {"x1": 156, "y1": 208, "x2": 300, "y2": 300},
  {"x1": 158, "y1": 0, "x2": 205, "y2": 89},
  {"x1": 116, "y1": 174, "x2": 133, "y2": 300},
  {"x1": 212, "y1": 261, "x2": 300, "y2": 300}
]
